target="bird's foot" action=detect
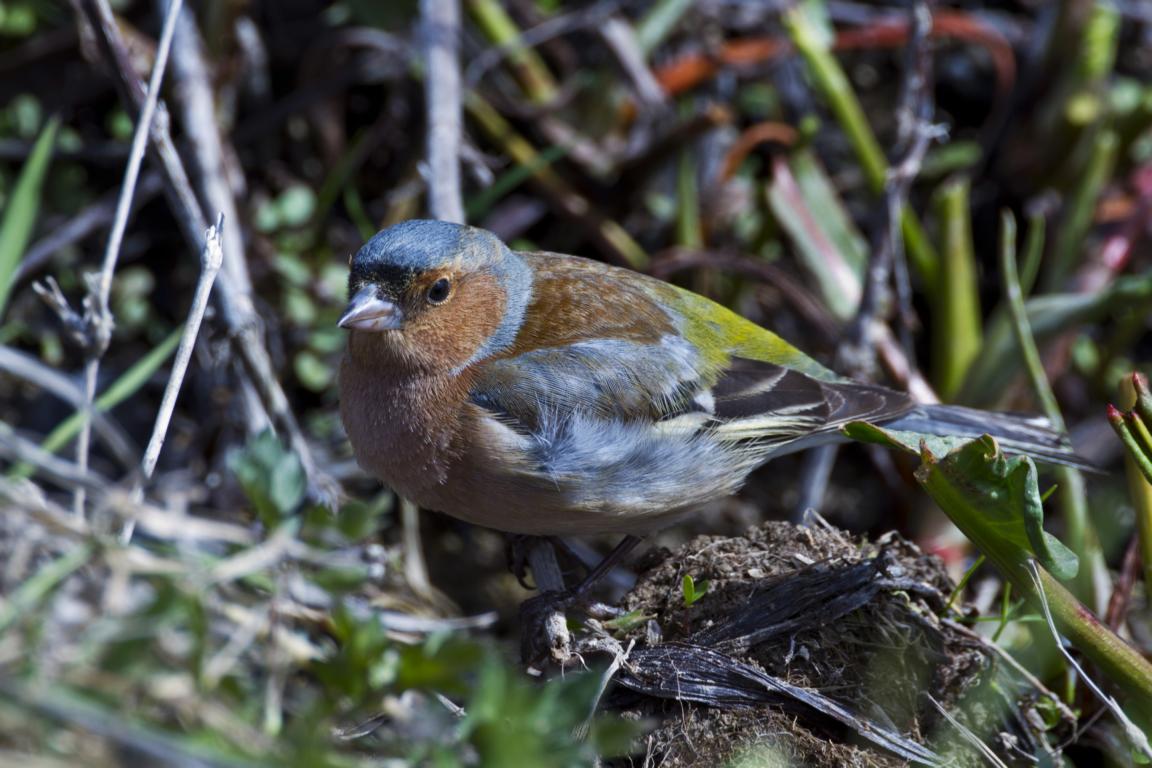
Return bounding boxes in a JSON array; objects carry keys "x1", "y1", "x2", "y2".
[
  {"x1": 518, "y1": 535, "x2": 643, "y2": 668},
  {"x1": 519, "y1": 590, "x2": 630, "y2": 668}
]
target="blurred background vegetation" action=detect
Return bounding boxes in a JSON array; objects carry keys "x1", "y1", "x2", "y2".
[{"x1": 1, "y1": 0, "x2": 1152, "y2": 765}]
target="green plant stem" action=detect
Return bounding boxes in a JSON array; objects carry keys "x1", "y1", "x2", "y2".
[
  {"x1": 466, "y1": 144, "x2": 569, "y2": 220},
  {"x1": 1119, "y1": 378, "x2": 1152, "y2": 591},
  {"x1": 1046, "y1": 130, "x2": 1118, "y2": 292},
  {"x1": 960, "y1": 268, "x2": 1152, "y2": 404},
  {"x1": 1112, "y1": 410, "x2": 1152, "y2": 484},
  {"x1": 991, "y1": 581, "x2": 1012, "y2": 643},
  {"x1": 1019, "y1": 211, "x2": 1046, "y2": 297},
  {"x1": 784, "y1": 6, "x2": 938, "y2": 290},
  {"x1": 1032, "y1": 563, "x2": 1152, "y2": 724},
  {"x1": 1123, "y1": 447, "x2": 1152, "y2": 593},
  {"x1": 932, "y1": 180, "x2": 982, "y2": 400},
  {"x1": 466, "y1": 0, "x2": 557, "y2": 104},
  {"x1": 945, "y1": 554, "x2": 984, "y2": 612},
  {"x1": 918, "y1": 455, "x2": 1152, "y2": 722},
  {"x1": 999, "y1": 211, "x2": 1102, "y2": 606},
  {"x1": 676, "y1": 144, "x2": 702, "y2": 249}
]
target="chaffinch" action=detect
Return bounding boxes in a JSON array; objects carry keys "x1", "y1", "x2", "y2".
[{"x1": 338, "y1": 220, "x2": 1083, "y2": 536}]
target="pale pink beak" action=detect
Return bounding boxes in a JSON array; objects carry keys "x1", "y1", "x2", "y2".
[{"x1": 338, "y1": 286, "x2": 403, "y2": 331}]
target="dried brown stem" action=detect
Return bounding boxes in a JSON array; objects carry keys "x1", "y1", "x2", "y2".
[
  {"x1": 421, "y1": 0, "x2": 466, "y2": 223},
  {"x1": 75, "y1": 0, "x2": 336, "y2": 505},
  {"x1": 71, "y1": 0, "x2": 185, "y2": 518},
  {"x1": 121, "y1": 215, "x2": 224, "y2": 543}
]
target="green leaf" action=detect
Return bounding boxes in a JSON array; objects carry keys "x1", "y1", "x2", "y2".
[
  {"x1": 270, "y1": 451, "x2": 306, "y2": 515},
  {"x1": 841, "y1": 421, "x2": 975, "y2": 459},
  {"x1": 789, "y1": 150, "x2": 867, "y2": 275},
  {"x1": 681, "y1": 573, "x2": 709, "y2": 607},
  {"x1": 0, "y1": 116, "x2": 59, "y2": 320},
  {"x1": 276, "y1": 185, "x2": 316, "y2": 228},
  {"x1": 293, "y1": 350, "x2": 332, "y2": 391},
  {"x1": 228, "y1": 430, "x2": 306, "y2": 526},
  {"x1": 915, "y1": 435, "x2": 1079, "y2": 581}
]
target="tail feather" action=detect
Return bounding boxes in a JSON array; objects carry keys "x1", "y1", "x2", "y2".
[{"x1": 884, "y1": 404, "x2": 1097, "y2": 471}]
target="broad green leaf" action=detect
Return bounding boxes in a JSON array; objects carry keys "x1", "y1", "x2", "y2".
[
  {"x1": 841, "y1": 421, "x2": 974, "y2": 459},
  {"x1": 915, "y1": 435, "x2": 1079, "y2": 581},
  {"x1": 270, "y1": 450, "x2": 306, "y2": 515},
  {"x1": 228, "y1": 429, "x2": 306, "y2": 526},
  {"x1": 0, "y1": 116, "x2": 59, "y2": 319}
]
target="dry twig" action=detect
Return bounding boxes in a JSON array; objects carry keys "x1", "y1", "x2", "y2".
[
  {"x1": 421, "y1": 0, "x2": 466, "y2": 223},
  {"x1": 75, "y1": 0, "x2": 336, "y2": 506},
  {"x1": 64, "y1": 0, "x2": 185, "y2": 519},
  {"x1": 121, "y1": 214, "x2": 225, "y2": 544}
]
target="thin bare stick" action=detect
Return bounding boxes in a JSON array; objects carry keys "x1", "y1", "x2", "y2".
[
  {"x1": 0, "y1": 423, "x2": 108, "y2": 492},
  {"x1": 76, "y1": 0, "x2": 208, "y2": 242},
  {"x1": 843, "y1": 0, "x2": 938, "y2": 378},
  {"x1": 164, "y1": 0, "x2": 337, "y2": 503},
  {"x1": 139, "y1": 215, "x2": 222, "y2": 483},
  {"x1": 16, "y1": 173, "x2": 163, "y2": 284},
  {"x1": 77, "y1": 0, "x2": 336, "y2": 505},
  {"x1": 72, "y1": 0, "x2": 185, "y2": 519},
  {"x1": 162, "y1": 0, "x2": 264, "y2": 433},
  {"x1": 421, "y1": 0, "x2": 465, "y2": 223},
  {"x1": 600, "y1": 16, "x2": 665, "y2": 108},
  {"x1": 1026, "y1": 560, "x2": 1152, "y2": 759},
  {"x1": 0, "y1": 344, "x2": 136, "y2": 467},
  {"x1": 926, "y1": 695, "x2": 1009, "y2": 768},
  {"x1": 121, "y1": 215, "x2": 224, "y2": 544}
]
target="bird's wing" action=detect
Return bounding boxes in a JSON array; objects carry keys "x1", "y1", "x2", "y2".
[
  {"x1": 704, "y1": 357, "x2": 916, "y2": 444},
  {"x1": 469, "y1": 252, "x2": 915, "y2": 442},
  {"x1": 470, "y1": 253, "x2": 708, "y2": 428}
]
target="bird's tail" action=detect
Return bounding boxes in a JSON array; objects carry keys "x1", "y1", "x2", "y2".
[{"x1": 883, "y1": 404, "x2": 1096, "y2": 471}]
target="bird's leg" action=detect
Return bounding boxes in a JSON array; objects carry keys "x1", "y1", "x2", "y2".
[
  {"x1": 520, "y1": 535, "x2": 644, "y2": 667},
  {"x1": 572, "y1": 535, "x2": 643, "y2": 596},
  {"x1": 505, "y1": 534, "x2": 556, "y2": 590}
]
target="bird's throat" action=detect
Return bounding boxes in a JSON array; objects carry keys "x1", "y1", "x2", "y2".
[{"x1": 338, "y1": 347, "x2": 471, "y2": 496}]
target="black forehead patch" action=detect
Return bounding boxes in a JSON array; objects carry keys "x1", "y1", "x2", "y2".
[
  {"x1": 347, "y1": 220, "x2": 469, "y2": 297},
  {"x1": 348, "y1": 263, "x2": 418, "y2": 298}
]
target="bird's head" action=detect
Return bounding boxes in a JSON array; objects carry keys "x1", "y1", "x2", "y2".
[{"x1": 339, "y1": 220, "x2": 533, "y2": 372}]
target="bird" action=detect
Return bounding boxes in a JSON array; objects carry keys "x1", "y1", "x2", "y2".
[{"x1": 338, "y1": 219, "x2": 1086, "y2": 538}]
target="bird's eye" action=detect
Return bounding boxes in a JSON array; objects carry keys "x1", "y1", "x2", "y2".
[{"x1": 427, "y1": 277, "x2": 452, "y2": 305}]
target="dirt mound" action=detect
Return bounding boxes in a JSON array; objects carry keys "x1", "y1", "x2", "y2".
[{"x1": 599, "y1": 521, "x2": 1062, "y2": 767}]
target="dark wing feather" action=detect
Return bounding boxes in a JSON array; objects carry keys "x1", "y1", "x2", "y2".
[{"x1": 708, "y1": 358, "x2": 916, "y2": 442}]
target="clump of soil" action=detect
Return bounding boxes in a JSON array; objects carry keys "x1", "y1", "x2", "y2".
[{"x1": 602, "y1": 521, "x2": 1056, "y2": 767}]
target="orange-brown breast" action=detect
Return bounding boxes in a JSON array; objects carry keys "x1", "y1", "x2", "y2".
[{"x1": 339, "y1": 332, "x2": 478, "y2": 499}]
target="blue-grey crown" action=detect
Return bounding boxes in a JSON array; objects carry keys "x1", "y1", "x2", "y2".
[{"x1": 352, "y1": 220, "x2": 510, "y2": 274}]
